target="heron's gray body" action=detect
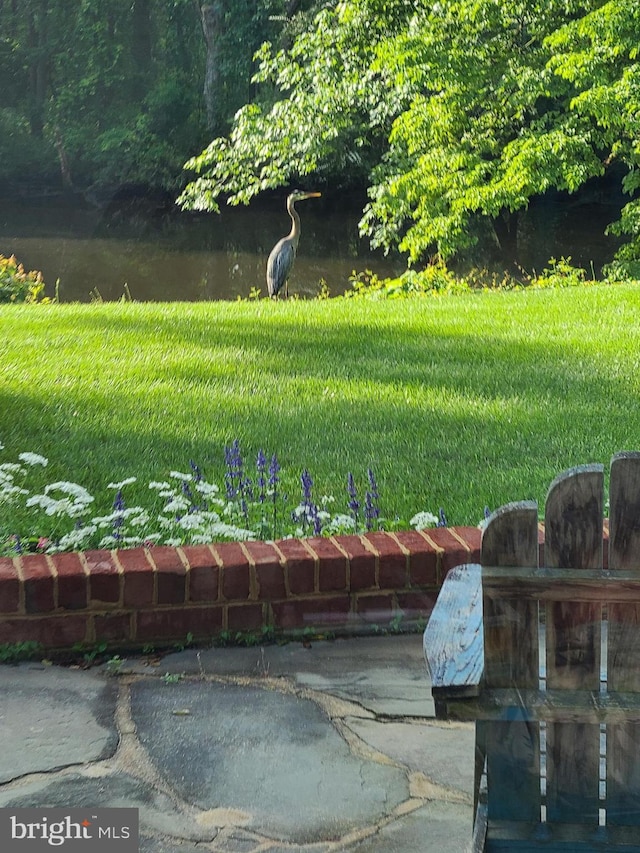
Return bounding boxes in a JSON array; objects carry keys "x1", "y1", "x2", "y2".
[
  {"x1": 267, "y1": 234, "x2": 297, "y2": 299},
  {"x1": 266, "y1": 190, "x2": 321, "y2": 298}
]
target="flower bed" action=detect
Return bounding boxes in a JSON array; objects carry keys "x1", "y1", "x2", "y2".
[
  {"x1": 0, "y1": 527, "x2": 483, "y2": 654},
  {"x1": 0, "y1": 441, "x2": 490, "y2": 653},
  {"x1": 1, "y1": 442, "x2": 444, "y2": 553}
]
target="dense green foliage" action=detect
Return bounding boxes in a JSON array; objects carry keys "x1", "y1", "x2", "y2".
[
  {"x1": 181, "y1": 0, "x2": 640, "y2": 275},
  {"x1": 2, "y1": 287, "x2": 640, "y2": 534},
  {"x1": 1, "y1": 0, "x2": 313, "y2": 193},
  {"x1": 179, "y1": 0, "x2": 406, "y2": 208},
  {"x1": 4, "y1": 1, "x2": 638, "y2": 274}
]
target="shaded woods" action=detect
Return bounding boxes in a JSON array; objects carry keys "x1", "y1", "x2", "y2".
[{"x1": 1, "y1": 0, "x2": 315, "y2": 196}]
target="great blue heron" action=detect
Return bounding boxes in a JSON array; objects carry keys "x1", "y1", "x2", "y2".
[{"x1": 266, "y1": 189, "x2": 321, "y2": 298}]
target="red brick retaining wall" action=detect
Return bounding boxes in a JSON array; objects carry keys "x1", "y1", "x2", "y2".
[{"x1": 0, "y1": 528, "x2": 483, "y2": 652}]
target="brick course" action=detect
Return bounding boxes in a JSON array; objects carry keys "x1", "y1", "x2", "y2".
[
  {"x1": 0, "y1": 526, "x2": 502, "y2": 652},
  {"x1": 183, "y1": 544, "x2": 220, "y2": 602},
  {"x1": 84, "y1": 550, "x2": 121, "y2": 606}
]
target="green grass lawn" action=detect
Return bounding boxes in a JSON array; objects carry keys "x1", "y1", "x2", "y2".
[{"x1": 2, "y1": 284, "x2": 640, "y2": 538}]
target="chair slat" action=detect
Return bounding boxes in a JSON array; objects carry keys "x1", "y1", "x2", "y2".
[
  {"x1": 607, "y1": 452, "x2": 640, "y2": 826},
  {"x1": 608, "y1": 452, "x2": 640, "y2": 572},
  {"x1": 544, "y1": 465, "x2": 604, "y2": 572},
  {"x1": 482, "y1": 501, "x2": 540, "y2": 822},
  {"x1": 482, "y1": 502, "x2": 540, "y2": 687},
  {"x1": 436, "y1": 687, "x2": 640, "y2": 723},
  {"x1": 544, "y1": 465, "x2": 604, "y2": 826}
]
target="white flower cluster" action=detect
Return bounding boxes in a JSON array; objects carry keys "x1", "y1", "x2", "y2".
[
  {"x1": 0, "y1": 443, "x2": 441, "y2": 555},
  {"x1": 0, "y1": 462, "x2": 30, "y2": 504},
  {"x1": 26, "y1": 482, "x2": 95, "y2": 518},
  {"x1": 409, "y1": 511, "x2": 440, "y2": 530},
  {"x1": 19, "y1": 452, "x2": 48, "y2": 467},
  {"x1": 0, "y1": 450, "x2": 261, "y2": 554},
  {"x1": 0, "y1": 453, "x2": 51, "y2": 507}
]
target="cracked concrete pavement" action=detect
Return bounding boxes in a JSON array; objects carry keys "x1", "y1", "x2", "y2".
[{"x1": 0, "y1": 634, "x2": 474, "y2": 851}]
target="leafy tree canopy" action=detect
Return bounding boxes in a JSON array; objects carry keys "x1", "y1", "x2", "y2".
[{"x1": 179, "y1": 0, "x2": 640, "y2": 275}]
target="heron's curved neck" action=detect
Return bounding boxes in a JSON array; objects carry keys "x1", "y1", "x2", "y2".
[{"x1": 286, "y1": 197, "x2": 302, "y2": 247}]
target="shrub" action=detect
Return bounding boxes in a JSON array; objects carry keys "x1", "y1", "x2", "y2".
[
  {"x1": 347, "y1": 258, "x2": 470, "y2": 299},
  {"x1": 0, "y1": 254, "x2": 49, "y2": 303},
  {"x1": 344, "y1": 255, "x2": 605, "y2": 299},
  {"x1": 528, "y1": 257, "x2": 590, "y2": 289}
]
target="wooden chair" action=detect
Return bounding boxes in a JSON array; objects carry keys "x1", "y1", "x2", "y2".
[{"x1": 424, "y1": 452, "x2": 640, "y2": 852}]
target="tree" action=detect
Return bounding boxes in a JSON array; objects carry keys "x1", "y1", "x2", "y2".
[
  {"x1": 1, "y1": 0, "x2": 304, "y2": 193},
  {"x1": 546, "y1": 1, "x2": 640, "y2": 276},
  {"x1": 180, "y1": 0, "x2": 640, "y2": 274},
  {"x1": 1, "y1": 0, "x2": 204, "y2": 190},
  {"x1": 179, "y1": 0, "x2": 412, "y2": 211}
]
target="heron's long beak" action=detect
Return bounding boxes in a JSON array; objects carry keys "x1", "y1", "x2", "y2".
[{"x1": 302, "y1": 191, "x2": 322, "y2": 199}]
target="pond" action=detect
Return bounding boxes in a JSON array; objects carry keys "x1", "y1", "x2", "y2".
[
  {"x1": 0, "y1": 193, "x2": 406, "y2": 302},
  {"x1": 0, "y1": 188, "x2": 622, "y2": 302}
]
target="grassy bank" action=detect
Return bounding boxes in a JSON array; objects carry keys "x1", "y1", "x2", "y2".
[{"x1": 2, "y1": 285, "x2": 640, "y2": 539}]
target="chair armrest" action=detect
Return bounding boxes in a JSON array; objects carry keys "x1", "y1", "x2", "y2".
[{"x1": 424, "y1": 563, "x2": 484, "y2": 718}]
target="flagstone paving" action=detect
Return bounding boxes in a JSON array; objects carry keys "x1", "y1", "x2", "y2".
[{"x1": 0, "y1": 634, "x2": 474, "y2": 851}]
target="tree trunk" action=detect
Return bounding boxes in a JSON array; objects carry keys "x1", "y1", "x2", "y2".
[
  {"x1": 27, "y1": 0, "x2": 49, "y2": 138},
  {"x1": 53, "y1": 124, "x2": 74, "y2": 192},
  {"x1": 492, "y1": 211, "x2": 520, "y2": 260},
  {"x1": 131, "y1": 0, "x2": 153, "y2": 97},
  {"x1": 195, "y1": 1, "x2": 224, "y2": 130}
]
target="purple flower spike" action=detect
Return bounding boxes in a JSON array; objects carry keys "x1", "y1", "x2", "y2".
[
  {"x1": 256, "y1": 449, "x2": 267, "y2": 503},
  {"x1": 267, "y1": 453, "x2": 282, "y2": 539},
  {"x1": 347, "y1": 472, "x2": 360, "y2": 528},
  {"x1": 438, "y1": 507, "x2": 448, "y2": 528},
  {"x1": 269, "y1": 453, "x2": 280, "y2": 488},
  {"x1": 299, "y1": 469, "x2": 322, "y2": 535},
  {"x1": 224, "y1": 439, "x2": 252, "y2": 523},
  {"x1": 189, "y1": 460, "x2": 203, "y2": 483},
  {"x1": 364, "y1": 468, "x2": 380, "y2": 531},
  {"x1": 347, "y1": 472, "x2": 359, "y2": 511},
  {"x1": 301, "y1": 469, "x2": 314, "y2": 503},
  {"x1": 181, "y1": 477, "x2": 197, "y2": 513},
  {"x1": 224, "y1": 439, "x2": 243, "y2": 500},
  {"x1": 113, "y1": 489, "x2": 125, "y2": 542}
]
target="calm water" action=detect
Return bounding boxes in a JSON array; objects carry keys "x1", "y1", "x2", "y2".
[
  {"x1": 0, "y1": 195, "x2": 405, "y2": 302},
  {"x1": 0, "y1": 189, "x2": 622, "y2": 302}
]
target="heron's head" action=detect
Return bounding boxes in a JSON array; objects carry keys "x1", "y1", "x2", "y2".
[{"x1": 288, "y1": 189, "x2": 322, "y2": 203}]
